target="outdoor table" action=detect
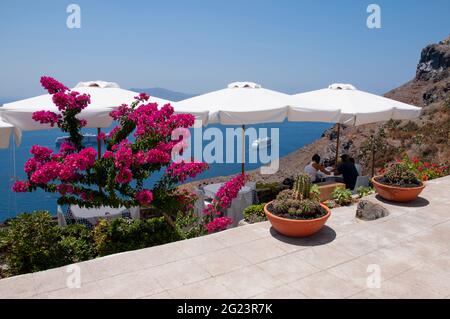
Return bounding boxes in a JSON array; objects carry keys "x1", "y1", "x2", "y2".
[
  {"x1": 202, "y1": 182, "x2": 256, "y2": 227},
  {"x1": 324, "y1": 174, "x2": 343, "y2": 183},
  {"x1": 58, "y1": 205, "x2": 140, "y2": 227},
  {"x1": 316, "y1": 181, "x2": 346, "y2": 202}
]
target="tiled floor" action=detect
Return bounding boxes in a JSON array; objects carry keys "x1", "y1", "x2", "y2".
[{"x1": 1, "y1": 176, "x2": 449, "y2": 299}]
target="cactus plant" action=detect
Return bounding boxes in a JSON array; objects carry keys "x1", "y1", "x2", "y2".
[
  {"x1": 269, "y1": 174, "x2": 326, "y2": 220},
  {"x1": 382, "y1": 163, "x2": 421, "y2": 186},
  {"x1": 293, "y1": 174, "x2": 312, "y2": 200}
]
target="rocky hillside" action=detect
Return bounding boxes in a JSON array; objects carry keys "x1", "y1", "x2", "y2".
[{"x1": 185, "y1": 35, "x2": 450, "y2": 188}]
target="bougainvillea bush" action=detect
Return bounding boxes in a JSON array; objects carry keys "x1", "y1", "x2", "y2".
[
  {"x1": 202, "y1": 173, "x2": 247, "y2": 233},
  {"x1": 12, "y1": 76, "x2": 210, "y2": 225}
]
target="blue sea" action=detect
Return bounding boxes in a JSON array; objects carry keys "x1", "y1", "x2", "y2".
[{"x1": 0, "y1": 111, "x2": 331, "y2": 222}]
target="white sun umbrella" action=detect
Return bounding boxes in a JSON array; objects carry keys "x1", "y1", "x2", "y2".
[
  {"x1": 0, "y1": 116, "x2": 21, "y2": 149},
  {"x1": 0, "y1": 81, "x2": 172, "y2": 158},
  {"x1": 0, "y1": 81, "x2": 171, "y2": 132},
  {"x1": 174, "y1": 82, "x2": 341, "y2": 173},
  {"x1": 293, "y1": 83, "x2": 422, "y2": 167}
]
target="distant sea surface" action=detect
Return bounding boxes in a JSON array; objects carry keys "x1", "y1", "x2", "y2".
[{"x1": 0, "y1": 98, "x2": 331, "y2": 221}]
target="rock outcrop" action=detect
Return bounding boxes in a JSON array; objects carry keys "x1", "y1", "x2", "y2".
[{"x1": 355, "y1": 200, "x2": 390, "y2": 221}]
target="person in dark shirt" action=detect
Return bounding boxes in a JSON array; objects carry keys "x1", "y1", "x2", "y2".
[{"x1": 335, "y1": 154, "x2": 359, "y2": 189}]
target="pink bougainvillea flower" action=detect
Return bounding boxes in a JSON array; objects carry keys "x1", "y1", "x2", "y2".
[
  {"x1": 30, "y1": 145, "x2": 53, "y2": 162},
  {"x1": 24, "y1": 158, "x2": 40, "y2": 174},
  {"x1": 103, "y1": 150, "x2": 114, "y2": 159},
  {"x1": 30, "y1": 161, "x2": 60, "y2": 184},
  {"x1": 97, "y1": 132, "x2": 106, "y2": 141},
  {"x1": 107, "y1": 126, "x2": 121, "y2": 139},
  {"x1": 135, "y1": 93, "x2": 150, "y2": 102},
  {"x1": 59, "y1": 141, "x2": 77, "y2": 154},
  {"x1": 201, "y1": 174, "x2": 247, "y2": 232},
  {"x1": 12, "y1": 180, "x2": 29, "y2": 193},
  {"x1": 165, "y1": 160, "x2": 209, "y2": 183},
  {"x1": 146, "y1": 149, "x2": 171, "y2": 164},
  {"x1": 135, "y1": 189, "x2": 153, "y2": 206},
  {"x1": 205, "y1": 217, "x2": 233, "y2": 233},
  {"x1": 32, "y1": 111, "x2": 61, "y2": 127},
  {"x1": 110, "y1": 104, "x2": 130, "y2": 120},
  {"x1": 115, "y1": 168, "x2": 133, "y2": 184},
  {"x1": 40, "y1": 76, "x2": 68, "y2": 94},
  {"x1": 57, "y1": 183, "x2": 74, "y2": 195},
  {"x1": 113, "y1": 141, "x2": 133, "y2": 169}
]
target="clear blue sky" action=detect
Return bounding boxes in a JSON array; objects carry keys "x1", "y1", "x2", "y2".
[{"x1": 0, "y1": 0, "x2": 449, "y2": 99}]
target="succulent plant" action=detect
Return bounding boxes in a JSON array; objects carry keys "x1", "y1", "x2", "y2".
[
  {"x1": 270, "y1": 174, "x2": 324, "y2": 219},
  {"x1": 383, "y1": 163, "x2": 421, "y2": 186},
  {"x1": 332, "y1": 187, "x2": 352, "y2": 206},
  {"x1": 297, "y1": 199, "x2": 322, "y2": 217}
]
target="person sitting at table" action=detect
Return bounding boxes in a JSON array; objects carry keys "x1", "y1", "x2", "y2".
[
  {"x1": 335, "y1": 154, "x2": 359, "y2": 189},
  {"x1": 349, "y1": 157, "x2": 362, "y2": 176},
  {"x1": 304, "y1": 154, "x2": 331, "y2": 183}
]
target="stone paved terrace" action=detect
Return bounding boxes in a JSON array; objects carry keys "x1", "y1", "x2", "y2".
[{"x1": 1, "y1": 176, "x2": 450, "y2": 299}]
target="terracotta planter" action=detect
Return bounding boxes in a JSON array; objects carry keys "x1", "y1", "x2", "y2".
[
  {"x1": 372, "y1": 175, "x2": 425, "y2": 203},
  {"x1": 264, "y1": 202, "x2": 331, "y2": 237}
]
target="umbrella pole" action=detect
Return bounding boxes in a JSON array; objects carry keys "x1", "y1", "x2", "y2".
[
  {"x1": 97, "y1": 127, "x2": 102, "y2": 193},
  {"x1": 335, "y1": 123, "x2": 340, "y2": 165},
  {"x1": 241, "y1": 125, "x2": 245, "y2": 175},
  {"x1": 97, "y1": 128, "x2": 102, "y2": 160},
  {"x1": 371, "y1": 141, "x2": 375, "y2": 177}
]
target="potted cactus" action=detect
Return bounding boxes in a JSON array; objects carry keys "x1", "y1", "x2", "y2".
[
  {"x1": 372, "y1": 163, "x2": 425, "y2": 202},
  {"x1": 264, "y1": 174, "x2": 331, "y2": 237}
]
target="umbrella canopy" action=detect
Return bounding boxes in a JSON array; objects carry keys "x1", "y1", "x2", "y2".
[
  {"x1": 293, "y1": 83, "x2": 421, "y2": 126},
  {"x1": 173, "y1": 81, "x2": 341, "y2": 174},
  {"x1": 0, "y1": 81, "x2": 172, "y2": 132},
  {"x1": 174, "y1": 81, "x2": 341, "y2": 125},
  {"x1": 0, "y1": 116, "x2": 21, "y2": 149},
  {"x1": 294, "y1": 83, "x2": 422, "y2": 170}
]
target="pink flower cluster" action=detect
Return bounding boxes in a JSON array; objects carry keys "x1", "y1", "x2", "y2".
[
  {"x1": 135, "y1": 189, "x2": 153, "y2": 206},
  {"x1": 40, "y1": 76, "x2": 68, "y2": 94},
  {"x1": 110, "y1": 104, "x2": 131, "y2": 120},
  {"x1": 57, "y1": 183, "x2": 74, "y2": 195},
  {"x1": 12, "y1": 180, "x2": 29, "y2": 193},
  {"x1": 135, "y1": 93, "x2": 150, "y2": 102},
  {"x1": 13, "y1": 146, "x2": 98, "y2": 189},
  {"x1": 113, "y1": 141, "x2": 133, "y2": 169},
  {"x1": 215, "y1": 174, "x2": 247, "y2": 209},
  {"x1": 165, "y1": 160, "x2": 209, "y2": 183},
  {"x1": 205, "y1": 217, "x2": 233, "y2": 233},
  {"x1": 203, "y1": 174, "x2": 247, "y2": 215},
  {"x1": 32, "y1": 77, "x2": 90, "y2": 138},
  {"x1": 32, "y1": 111, "x2": 61, "y2": 127},
  {"x1": 115, "y1": 168, "x2": 133, "y2": 184},
  {"x1": 127, "y1": 103, "x2": 195, "y2": 138},
  {"x1": 146, "y1": 149, "x2": 171, "y2": 164},
  {"x1": 202, "y1": 174, "x2": 247, "y2": 234},
  {"x1": 30, "y1": 145, "x2": 53, "y2": 161},
  {"x1": 52, "y1": 91, "x2": 91, "y2": 112},
  {"x1": 59, "y1": 141, "x2": 77, "y2": 154}
]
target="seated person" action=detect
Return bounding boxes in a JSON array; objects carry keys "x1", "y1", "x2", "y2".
[
  {"x1": 304, "y1": 154, "x2": 331, "y2": 182},
  {"x1": 335, "y1": 154, "x2": 359, "y2": 189},
  {"x1": 349, "y1": 157, "x2": 362, "y2": 176}
]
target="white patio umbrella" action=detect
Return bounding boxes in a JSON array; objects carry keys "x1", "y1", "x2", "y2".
[
  {"x1": 0, "y1": 116, "x2": 21, "y2": 149},
  {"x1": 0, "y1": 81, "x2": 172, "y2": 156},
  {"x1": 293, "y1": 83, "x2": 422, "y2": 171},
  {"x1": 174, "y1": 82, "x2": 341, "y2": 173}
]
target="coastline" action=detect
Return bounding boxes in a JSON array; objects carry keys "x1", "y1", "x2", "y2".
[{"x1": 181, "y1": 125, "x2": 344, "y2": 190}]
